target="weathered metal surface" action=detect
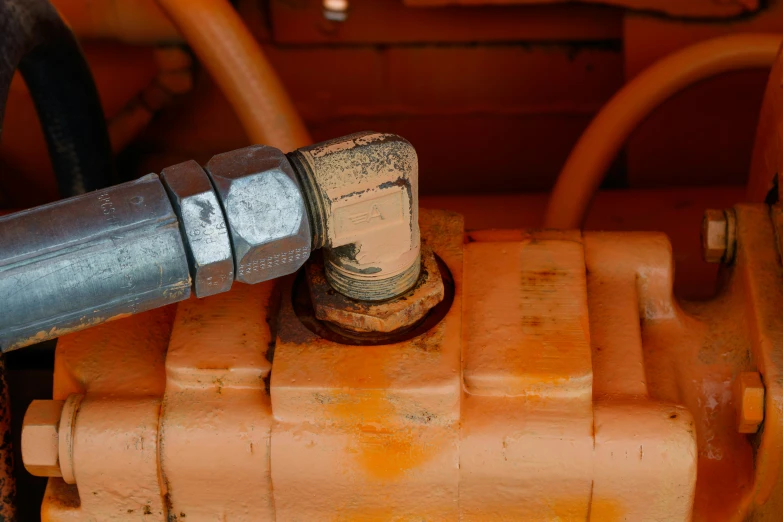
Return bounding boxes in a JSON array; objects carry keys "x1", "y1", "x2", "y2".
[
  {"x1": 461, "y1": 230, "x2": 595, "y2": 518},
  {"x1": 291, "y1": 132, "x2": 420, "y2": 301},
  {"x1": 73, "y1": 398, "x2": 166, "y2": 519},
  {"x1": 206, "y1": 145, "x2": 311, "y2": 285},
  {"x1": 293, "y1": 254, "x2": 455, "y2": 346},
  {"x1": 160, "y1": 283, "x2": 275, "y2": 521},
  {"x1": 31, "y1": 203, "x2": 783, "y2": 520},
  {"x1": 0, "y1": 174, "x2": 191, "y2": 351},
  {"x1": 37, "y1": 284, "x2": 276, "y2": 521},
  {"x1": 161, "y1": 160, "x2": 234, "y2": 297},
  {"x1": 0, "y1": 133, "x2": 430, "y2": 348},
  {"x1": 307, "y1": 244, "x2": 444, "y2": 333},
  {"x1": 43, "y1": 308, "x2": 173, "y2": 520},
  {"x1": 271, "y1": 208, "x2": 462, "y2": 520}
]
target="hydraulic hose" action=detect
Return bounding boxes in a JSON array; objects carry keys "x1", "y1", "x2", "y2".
[
  {"x1": 50, "y1": 0, "x2": 181, "y2": 44},
  {"x1": 155, "y1": 0, "x2": 311, "y2": 151},
  {"x1": 544, "y1": 33, "x2": 782, "y2": 229},
  {"x1": 0, "y1": 5, "x2": 116, "y2": 514},
  {"x1": 0, "y1": 0, "x2": 115, "y2": 197}
]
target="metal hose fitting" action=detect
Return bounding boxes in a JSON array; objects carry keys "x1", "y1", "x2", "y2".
[
  {"x1": 0, "y1": 132, "x2": 420, "y2": 351},
  {"x1": 290, "y1": 132, "x2": 421, "y2": 301}
]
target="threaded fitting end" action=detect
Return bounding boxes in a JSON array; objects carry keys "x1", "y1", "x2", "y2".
[
  {"x1": 288, "y1": 151, "x2": 327, "y2": 251},
  {"x1": 325, "y1": 254, "x2": 421, "y2": 301}
]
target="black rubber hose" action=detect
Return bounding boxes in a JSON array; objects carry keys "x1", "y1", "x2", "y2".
[
  {"x1": 0, "y1": 3, "x2": 114, "y2": 518},
  {"x1": 0, "y1": 0, "x2": 115, "y2": 197}
]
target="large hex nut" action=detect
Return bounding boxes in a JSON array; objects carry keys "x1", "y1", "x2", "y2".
[
  {"x1": 22, "y1": 400, "x2": 64, "y2": 477},
  {"x1": 206, "y1": 146, "x2": 312, "y2": 284},
  {"x1": 161, "y1": 160, "x2": 234, "y2": 297},
  {"x1": 307, "y1": 245, "x2": 444, "y2": 333}
]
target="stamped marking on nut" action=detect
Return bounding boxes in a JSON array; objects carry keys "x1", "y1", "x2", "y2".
[
  {"x1": 206, "y1": 145, "x2": 312, "y2": 284},
  {"x1": 226, "y1": 172, "x2": 303, "y2": 241},
  {"x1": 238, "y1": 246, "x2": 309, "y2": 281},
  {"x1": 161, "y1": 160, "x2": 234, "y2": 297}
]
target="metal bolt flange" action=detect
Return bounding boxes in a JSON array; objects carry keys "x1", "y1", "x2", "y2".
[
  {"x1": 702, "y1": 209, "x2": 736, "y2": 264},
  {"x1": 735, "y1": 371, "x2": 765, "y2": 434}
]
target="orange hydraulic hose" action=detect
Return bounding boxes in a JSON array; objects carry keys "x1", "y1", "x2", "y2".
[
  {"x1": 52, "y1": 0, "x2": 181, "y2": 44},
  {"x1": 108, "y1": 48, "x2": 194, "y2": 152},
  {"x1": 544, "y1": 33, "x2": 782, "y2": 230},
  {"x1": 155, "y1": 0, "x2": 311, "y2": 152}
]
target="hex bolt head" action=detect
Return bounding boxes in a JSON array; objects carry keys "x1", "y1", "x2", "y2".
[
  {"x1": 702, "y1": 209, "x2": 736, "y2": 264},
  {"x1": 21, "y1": 400, "x2": 64, "y2": 477},
  {"x1": 206, "y1": 145, "x2": 312, "y2": 284},
  {"x1": 161, "y1": 160, "x2": 234, "y2": 297},
  {"x1": 735, "y1": 371, "x2": 765, "y2": 434}
]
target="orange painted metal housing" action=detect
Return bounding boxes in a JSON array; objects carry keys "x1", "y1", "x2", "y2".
[
  {"x1": 10, "y1": 1, "x2": 783, "y2": 519},
  {"x1": 8, "y1": 0, "x2": 783, "y2": 210},
  {"x1": 32, "y1": 205, "x2": 783, "y2": 521}
]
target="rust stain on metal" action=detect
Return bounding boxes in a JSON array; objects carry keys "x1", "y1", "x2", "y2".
[
  {"x1": 292, "y1": 132, "x2": 421, "y2": 301},
  {"x1": 307, "y1": 245, "x2": 444, "y2": 333},
  {"x1": 9, "y1": 312, "x2": 133, "y2": 351}
]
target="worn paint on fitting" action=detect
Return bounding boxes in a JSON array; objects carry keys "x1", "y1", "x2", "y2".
[{"x1": 292, "y1": 132, "x2": 420, "y2": 301}]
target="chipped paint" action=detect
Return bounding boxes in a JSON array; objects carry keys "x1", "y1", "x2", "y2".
[{"x1": 292, "y1": 132, "x2": 420, "y2": 301}]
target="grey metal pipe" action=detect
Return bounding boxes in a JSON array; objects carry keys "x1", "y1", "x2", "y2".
[
  {"x1": 0, "y1": 175, "x2": 191, "y2": 351},
  {"x1": 0, "y1": 133, "x2": 423, "y2": 352},
  {"x1": 0, "y1": 144, "x2": 313, "y2": 353}
]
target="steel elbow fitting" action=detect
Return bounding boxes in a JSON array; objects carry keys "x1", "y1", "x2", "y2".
[
  {"x1": 0, "y1": 132, "x2": 421, "y2": 352},
  {"x1": 290, "y1": 132, "x2": 421, "y2": 301}
]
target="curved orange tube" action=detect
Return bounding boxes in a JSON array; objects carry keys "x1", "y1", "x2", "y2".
[
  {"x1": 108, "y1": 48, "x2": 194, "y2": 151},
  {"x1": 52, "y1": 0, "x2": 180, "y2": 44},
  {"x1": 544, "y1": 33, "x2": 782, "y2": 230},
  {"x1": 155, "y1": 0, "x2": 311, "y2": 152}
]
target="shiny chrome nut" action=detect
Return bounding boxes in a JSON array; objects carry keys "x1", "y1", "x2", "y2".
[
  {"x1": 161, "y1": 160, "x2": 234, "y2": 297},
  {"x1": 205, "y1": 146, "x2": 311, "y2": 284}
]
